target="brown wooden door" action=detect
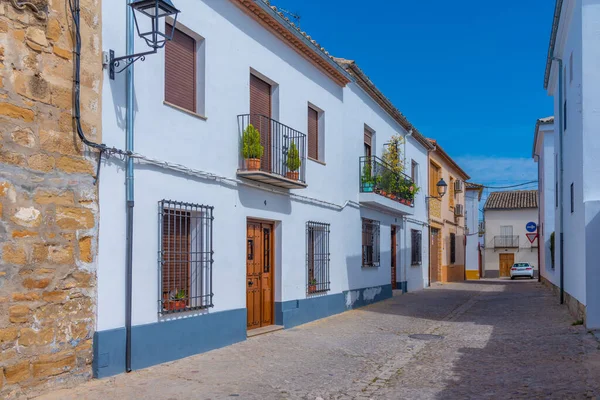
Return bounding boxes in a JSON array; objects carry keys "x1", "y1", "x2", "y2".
[
  {"x1": 250, "y1": 75, "x2": 271, "y2": 172},
  {"x1": 499, "y1": 253, "x2": 515, "y2": 277},
  {"x1": 430, "y1": 228, "x2": 440, "y2": 284},
  {"x1": 391, "y1": 226, "x2": 397, "y2": 289},
  {"x1": 246, "y1": 221, "x2": 274, "y2": 330}
]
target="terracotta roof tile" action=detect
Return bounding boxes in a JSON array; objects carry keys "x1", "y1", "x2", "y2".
[{"x1": 484, "y1": 190, "x2": 538, "y2": 210}]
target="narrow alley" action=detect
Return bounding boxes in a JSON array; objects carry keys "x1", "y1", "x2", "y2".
[{"x1": 37, "y1": 280, "x2": 600, "y2": 400}]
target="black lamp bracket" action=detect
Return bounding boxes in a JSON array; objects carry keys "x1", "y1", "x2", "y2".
[{"x1": 109, "y1": 49, "x2": 157, "y2": 80}]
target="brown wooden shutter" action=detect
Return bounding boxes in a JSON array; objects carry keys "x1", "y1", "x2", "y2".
[
  {"x1": 250, "y1": 75, "x2": 272, "y2": 171},
  {"x1": 308, "y1": 106, "x2": 318, "y2": 160},
  {"x1": 165, "y1": 25, "x2": 196, "y2": 112},
  {"x1": 364, "y1": 128, "x2": 372, "y2": 157},
  {"x1": 162, "y1": 210, "x2": 191, "y2": 303}
]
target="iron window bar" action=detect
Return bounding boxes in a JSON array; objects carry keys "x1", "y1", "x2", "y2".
[
  {"x1": 362, "y1": 218, "x2": 380, "y2": 268},
  {"x1": 411, "y1": 229, "x2": 422, "y2": 265},
  {"x1": 237, "y1": 114, "x2": 307, "y2": 183},
  {"x1": 306, "y1": 221, "x2": 331, "y2": 295},
  {"x1": 158, "y1": 200, "x2": 214, "y2": 314},
  {"x1": 359, "y1": 156, "x2": 415, "y2": 206}
]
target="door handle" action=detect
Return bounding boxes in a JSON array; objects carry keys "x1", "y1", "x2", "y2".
[{"x1": 248, "y1": 281, "x2": 253, "y2": 286}]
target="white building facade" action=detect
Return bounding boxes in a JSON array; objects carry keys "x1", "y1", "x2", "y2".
[
  {"x1": 465, "y1": 183, "x2": 483, "y2": 280},
  {"x1": 482, "y1": 191, "x2": 539, "y2": 278},
  {"x1": 533, "y1": 117, "x2": 556, "y2": 286},
  {"x1": 544, "y1": 0, "x2": 600, "y2": 328},
  {"x1": 95, "y1": 0, "x2": 432, "y2": 377}
]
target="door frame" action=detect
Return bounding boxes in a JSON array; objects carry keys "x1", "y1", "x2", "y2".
[
  {"x1": 429, "y1": 227, "x2": 441, "y2": 285},
  {"x1": 247, "y1": 218, "x2": 275, "y2": 329},
  {"x1": 391, "y1": 225, "x2": 397, "y2": 289}
]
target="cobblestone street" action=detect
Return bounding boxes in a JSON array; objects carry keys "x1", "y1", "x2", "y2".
[{"x1": 37, "y1": 280, "x2": 600, "y2": 400}]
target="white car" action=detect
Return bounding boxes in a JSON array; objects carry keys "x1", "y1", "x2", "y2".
[{"x1": 510, "y1": 263, "x2": 534, "y2": 279}]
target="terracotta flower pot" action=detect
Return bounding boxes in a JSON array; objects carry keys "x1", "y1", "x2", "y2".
[
  {"x1": 246, "y1": 158, "x2": 261, "y2": 171},
  {"x1": 164, "y1": 300, "x2": 186, "y2": 311},
  {"x1": 286, "y1": 171, "x2": 299, "y2": 180},
  {"x1": 400, "y1": 199, "x2": 407, "y2": 205},
  {"x1": 308, "y1": 285, "x2": 317, "y2": 293}
]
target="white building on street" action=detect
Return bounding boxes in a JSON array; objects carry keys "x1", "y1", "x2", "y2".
[
  {"x1": 482, "y1": 191, "x2": 539, "y2": 278},
  {"x1": 543, "y1": 0, "x2": 600, "y2": 328},
  {"x1": 95, "y1": 0, "x2": 433, "y2": 377}
]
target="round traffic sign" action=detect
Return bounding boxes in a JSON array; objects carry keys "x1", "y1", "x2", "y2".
[{"x1": 526, "y1": 222, "x2": 537, "y2": 232}]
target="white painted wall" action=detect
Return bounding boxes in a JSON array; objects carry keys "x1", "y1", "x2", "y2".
[
  {"x1": 465, "y1": 189, "x2": 480, "y2": 274},
  {"x1": 483, "y1": 209, "x2": 539, "y2": 276},
  {"x1": 548, "y1": 0, "x2": 586, "y2": 306},
  {"x1": 534, "y1": 122, "x2": 557, "y2": 286},
  {"x1": 98, "y1": 0, "x2": 430, "y2": 331}
]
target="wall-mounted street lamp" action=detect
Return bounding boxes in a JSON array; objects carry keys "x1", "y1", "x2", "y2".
[
  {"x1": 427, "y1": 178, "x2": 448, "y2": 199},
  {"x1": 108, "y1": 0, "x2": 180, "y2": 79}
]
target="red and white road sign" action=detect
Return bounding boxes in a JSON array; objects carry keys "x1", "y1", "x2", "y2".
[{"x1": 526, "y1": 233, "x2": 538, "y2": 243}]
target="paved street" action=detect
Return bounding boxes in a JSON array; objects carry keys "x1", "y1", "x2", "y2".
[{"x1": 37, "y1": 280, "x2": 600, "y2": 400}]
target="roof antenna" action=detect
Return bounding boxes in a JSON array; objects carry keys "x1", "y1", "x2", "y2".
[{"x1": 278, "y1": 7, "x2": 301, "y2": 26}]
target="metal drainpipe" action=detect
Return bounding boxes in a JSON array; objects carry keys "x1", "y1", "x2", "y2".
[
  {"x1": 553, "y1": 56, "x2": 564, "y2": 305},
  {"x1": 125, "y1": 4, "x2": 135, "y2": 372},
  {"x1": 534, "y1": 152, "x2": 542, "y2": 283}
]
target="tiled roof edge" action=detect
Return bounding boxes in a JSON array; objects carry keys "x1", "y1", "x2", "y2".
[{"x1": 333, "y1": 58, "x2": 434, "y2": 151}]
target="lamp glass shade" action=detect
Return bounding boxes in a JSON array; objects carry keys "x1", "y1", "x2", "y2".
[
  {"x1": 130, "y1": 0, "x2": 179, "y2": 18},
  {"x1": 436, "y1": 178, "x2": 448, "y2": 197}
]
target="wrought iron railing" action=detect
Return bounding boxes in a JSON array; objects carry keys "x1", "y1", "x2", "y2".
[
  {"x1": 238, "y1": 114, "x2": 307, "y2": 184},
  {"x1": 494, "y1": 235, "x2": 519, "y2": 248},
  {"x1": 359, "y1": 156, "x2": 415, "y2": 206}
]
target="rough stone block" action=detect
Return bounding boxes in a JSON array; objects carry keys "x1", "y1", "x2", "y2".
[
  {"x1": 11, "y1": 207, "x2": 42, "y2": 228},
  {"x1": 4, "y1": 361, "x2": 30, "y2": 384},
  {"x1": 42, "y1": 290, "x2": 67, "y2": 303},
  {"x1": 56, "y1": 156, "x2": 94, "y2": 174},
  {"x1": 0, "y1": 102, "x2": 35, "y2": 122},
  {"x1": 9, "y1": 304, "x2": 31, "y2": 323},
  {"x1": 12, "y1": 292, "x2": 41, "y2": 301},
  {"x1": 0, "y1": 327, "x2": 19, "y2": 343},
  {"x1": 34, "y1": 190, "x2": 74, "y2": 206},
  {"x1": 78, "y1": 236, "x2": 92, "y2": 263},
  {"x1": 22, "y1": 277, "x2": 51, "y2": 290},
  {"x1": 28, "y1": 153, "x2": 55, "y2": 172},
  {"x1": 3, "y1": 244, "x2": 27, "y2": 265},
  {"x1": 47, "y1": 245, "x2": 74, "y2": 264},
  {"x1": 56, "y1": 206, "x2": 94, "y2": 229},
  {"x1": 32, "y1": 351, "x2": 75, "y2": 378},
  {"x1": 11, "y1": 128, "x2": 36, "y2": 148},
  {"x1": 19, "y1": 327, "x2": 54, "y2": 346}
]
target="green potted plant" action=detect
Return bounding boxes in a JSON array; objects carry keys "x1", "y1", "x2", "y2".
[
  {"x1": 361, "y1": 163, "x2": 375, "y2": 192},
  {"x1": 308, "y1": 277, "x2": 317, "y2": 294},
  {"x1": 164, "y1": 289, "x2": 187, "y2": 312},
  {"x1": 286, "y1": 141, "x2": 301, "y2": 180},
  {"x1": 242, "y1": 123, "x2": 264, "y2": 171},
  {"x1": 406, "y1": 184, "x2": 420, "y2": 206}
]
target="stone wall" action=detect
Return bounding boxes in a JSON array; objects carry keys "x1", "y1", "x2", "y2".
[{"x1": 0, "y1": 0, "x2": 101, "y2": 397}]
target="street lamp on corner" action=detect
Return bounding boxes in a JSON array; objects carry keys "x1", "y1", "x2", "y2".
[{"x1": 108, "y1": 0, "x2": 180, "y2": 79}]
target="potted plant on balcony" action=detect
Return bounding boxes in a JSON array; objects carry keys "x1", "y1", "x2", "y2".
[
  {"x1": 308, "y1": 277, "x2": 317, "y2": 294},
  {"x1": 406, "y1": 184, "x2": 420, "y2": 206},
  {"x1": 361, "y1": 163, "x2": 375, "y2": 192},
  {"x1": 286, "y1": 141, "x2": 301, "y2": 180},
  {"x1": 164, "y1": 289, "x2": 187, "y2": 312},
  {"x1": 242, "y1": 123, "x2": 264, "y2": 171}
]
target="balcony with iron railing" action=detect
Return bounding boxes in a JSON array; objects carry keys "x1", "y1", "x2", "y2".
[
  {"x1": 358, "y1": 156, "x2": 416, "y2": 215},
  {"x1": 494, "y1": 235, "x2": 519, "y2": 248},
  {"x1": 237, "y1": 114, "x2": 307, "y2": 189}
]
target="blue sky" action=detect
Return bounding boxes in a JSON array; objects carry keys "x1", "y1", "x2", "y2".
[{"x1": 273, "y1": 0, "x2": 554, "y2": 191}]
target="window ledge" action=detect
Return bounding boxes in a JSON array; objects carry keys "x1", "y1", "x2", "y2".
[
  {"x1": 308, "y1": 157, "x2": 326, "y2": 166},
  {"x1": 163, "y1": 101, "x2": 207, "y2": 121}
]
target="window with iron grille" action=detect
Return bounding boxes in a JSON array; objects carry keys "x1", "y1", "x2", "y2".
[
  {"x1": 306, "y1": 221, "x2": 330, "y2": 294},
  {"x1": 362, "y1": 218, "x2": 380, "y2": 267},
  {"x1": 411, "y1": 229, "x2": 422, "y2": 265},
  {"x1": 159, "y1": 200, "x2": 213, "y2": 314},
  {"x1": 450, "y1": 233, "x2": 456, "y2": 264}
]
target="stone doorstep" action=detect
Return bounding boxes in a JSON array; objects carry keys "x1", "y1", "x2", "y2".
[{"x1": 246, "y1": 325, "x2": 284, "y2": 338}]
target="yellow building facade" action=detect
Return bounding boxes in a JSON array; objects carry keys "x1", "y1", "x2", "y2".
[{"x1": 428, "y1": 140, "x2": 470, "y2": 283}]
